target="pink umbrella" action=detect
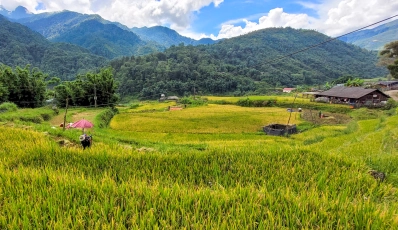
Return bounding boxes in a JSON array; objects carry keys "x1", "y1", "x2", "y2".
[{"x1": 71, "y1": 119, "x2": 94, "y2": 133}]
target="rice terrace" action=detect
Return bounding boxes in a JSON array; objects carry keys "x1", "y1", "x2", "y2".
[{"x1": 0, "y1": 94, "x2": 398, "y2": 229}]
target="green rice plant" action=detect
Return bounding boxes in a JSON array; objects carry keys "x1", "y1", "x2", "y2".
[
  {"x1": 179, "y1": 96, "x2": 208, "y2": 107},
  {"x1": 1, "y1": 126, "x2": 398, "y2": 228},
  {"x1": 0, "y1": 107, "x2": 54, "y2": 123},
  {"x1": 1, "y1": 100, "x2": 398, "y2": 228},
  {"x1": 110, "y1": 104, "x2": 301, "y2": 134}
]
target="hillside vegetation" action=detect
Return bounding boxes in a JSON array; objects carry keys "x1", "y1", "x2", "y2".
[
  {"x1": 0, "y1": 98, "x2": 397, "y2": 228},
  {"x1": 340, "y1": 19, "x2": 398, "y2": 50},
  {"x1": 0, "y1": 15, "x2": 107, "y2": 80},
  {"x1": 111, "y1": 27, "x2": 387, "y2": 99},
  {"x1": 131, "y1": 26, "x2": 216, "y2": 47}
]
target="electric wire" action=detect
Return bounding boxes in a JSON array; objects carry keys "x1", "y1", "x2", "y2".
[{"x1": 258, "y1": 14, "x2": 398, "y2": 67}]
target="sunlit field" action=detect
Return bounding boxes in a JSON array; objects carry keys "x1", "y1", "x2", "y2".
[
  {"x1": 112, "y1": 104, "x2": 301, "y2": 134},
  {"x1": 1, "y1": 99, "x2": 398, "y2": 229},
  {"x1": 206, "y1": 95, "x2": 298, "y2": 103}
]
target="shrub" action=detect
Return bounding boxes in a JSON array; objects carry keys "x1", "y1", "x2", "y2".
[
  {"x1": 236, "y1": 98, "x2": 253, "y2": 107},
  {"x1": 179, "y1": 96, "x2": 207, "y2": 107},
  {"x1": 41, "y1": 113, "x2": 51, "y2": 121},
  {"x1": 0, "y1": 102, "x2": 18, "y2": 112},
  {"x1": 19, "y1": 116, "x2": 44, "y2": 124},
  {"x1": 96, "y1": 107, "x2": 119, "y2": 128},
  {"x1": 129, "y1": 103, "x2": 140, "y2": 109},
  {"x1": 383, "y1": 98, "x2": 398, "y2": 110}
]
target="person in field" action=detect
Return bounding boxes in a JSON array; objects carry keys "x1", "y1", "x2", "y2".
[{"x1": 79, "y1": 133, "x2": 92, "y2": 150}]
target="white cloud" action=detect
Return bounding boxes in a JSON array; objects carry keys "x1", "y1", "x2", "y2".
[
  {"x1": 319, "y1": 0, "x2": 398, "y2": 37},
  {"x1": 1, "y1": 0, "x2": 224, "y2": 30},
  {"x1": 1, "y1": 0, "x2": 397, "y2": 40},
  {"x1": 212, "y1": 0, "x2": 398, "y2": 39},
  {"x1": 213, "y1": 8, "x2": 316, "y2": 39}
]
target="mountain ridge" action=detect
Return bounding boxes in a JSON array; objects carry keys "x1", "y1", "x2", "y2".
[
  {"x1": 0, "y1": 15, "x2": 107, "y2": 80},
  {"x1": 339, "y1": 19, "x2": 398, "y2": 50},
  {"x1": 111, "y1": 27, "x2": 387, "y2": 98}
]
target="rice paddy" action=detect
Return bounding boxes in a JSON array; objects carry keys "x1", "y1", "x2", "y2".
[{"x1": 1, "y1": 98, "x2": 398, "y2": 229}]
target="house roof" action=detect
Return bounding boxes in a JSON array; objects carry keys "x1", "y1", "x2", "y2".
[
  {"x1": 377, "y1": 81, "x2": 398, "y2": 86},
  {"x1": 316, "y1": 86, "x2": 390, "y2": 99}
]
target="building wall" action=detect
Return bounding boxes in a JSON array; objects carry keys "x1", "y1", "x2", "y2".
[{"x1": 357, "y1": 91, "x2": 389, "y2": 105}]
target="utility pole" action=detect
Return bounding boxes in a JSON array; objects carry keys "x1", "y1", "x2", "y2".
[
  {"x1": 63, "y1": 98, "x2": 69, "y2": 131},
  {"x1": 193, "y1": 86, "x2": 196, "y2": 99},
  {"x1": 94, "y1": 82, "x2": 97, "y2": 108}
]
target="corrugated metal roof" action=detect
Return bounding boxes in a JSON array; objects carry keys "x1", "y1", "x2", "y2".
[
  {"x1": 377, "y1": 81, "x2": 398, "y2": 86},
  {"x1": 316, "y1": 86, "x2": 383, "y2": 99}
]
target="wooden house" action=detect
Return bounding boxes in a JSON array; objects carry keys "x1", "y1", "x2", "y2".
[
  {"x1": 375, "y1": 81, "x2": 398, "y2": 90},
  {"x1": 315, "y1": 86, "x2": 390, "y2": 106}
]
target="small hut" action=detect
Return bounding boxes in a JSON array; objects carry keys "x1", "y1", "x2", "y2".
[{"x1": 263, "y1": 124, "x2": 297, "y2": 136}]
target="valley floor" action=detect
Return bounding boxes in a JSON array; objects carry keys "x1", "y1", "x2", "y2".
[{"x1": 0, "y1": 99, "x2": 398, "y2": 229}]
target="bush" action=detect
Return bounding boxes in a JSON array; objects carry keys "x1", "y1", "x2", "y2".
[
  {"x1": 0, "y1": 102, "x2": 18, "y2": 112},
  {"x1": 41, "y1": 113, "x2": 51, "y2": 121},
  {"x1": 179, "y1": 96, "x2": 207, "y2": 107},
  {"x1": 19, "y1": 116, "x2": 44, "y2": 124},
  {"x1": 384, "y1": 98, "x2": 398, "y2": 110},
  {"x1": 210, "y1": 100, "x2": 233, "y2": 105},
  {"x1": 96, "y1": 107, "x2": 119, "y2": 128},
  {"x1": 129, "y1": 103, "x2": 140, "y2": 109}
]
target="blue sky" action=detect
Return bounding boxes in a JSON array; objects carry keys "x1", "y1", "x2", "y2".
[
  {"x1": 191, "y1": 0, "x2": 318, "y2": 36},
  {"x1": 1, "y1": 0, "x2": 398, "y2": 39}
]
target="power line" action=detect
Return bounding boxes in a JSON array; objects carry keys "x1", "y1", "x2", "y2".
[{"x1": 259, "y1": 14, "x2": 398, "y2": 66}]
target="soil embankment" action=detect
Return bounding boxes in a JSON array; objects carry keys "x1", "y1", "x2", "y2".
[{"x1": 385, "y1": 90, "x2": 398, "y2": 101}]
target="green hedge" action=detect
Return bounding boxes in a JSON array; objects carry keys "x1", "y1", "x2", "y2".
[
  {"x1": 236, "y1": 98, "x2": 352, "y2": 114},
  {"x1": 96, "y1": 107, "x2": 119, "y2": 128}
]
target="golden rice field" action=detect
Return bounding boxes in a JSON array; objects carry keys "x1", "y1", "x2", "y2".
[
  {"x1": 1, "y1": 99, "x2": 398, "y2": 229},
  {"x1": 206, "y1": 95, "x2": 299, "y2": 103},
  {"x1": 112, "y1": 104, "x2": 301, "y2": 134}
]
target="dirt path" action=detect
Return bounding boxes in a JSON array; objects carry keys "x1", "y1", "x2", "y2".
[
  {"x1": 49, "y1": 109, "x2": 103, "y2": 126},
  {"x1": 384, "y1": 90, "x2": 398, "y2": 101}
]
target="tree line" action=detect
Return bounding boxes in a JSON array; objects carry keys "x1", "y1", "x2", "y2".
[
  {"x1": 110, "y1": 27, "x2": 387, "y2": 99},
  {"x1": 0, "y1": 64, "x2": 47, "y2": 108},
  {"x1": 54, "y1": 67, "x2": 119, "y2": 107},
  {"x1": 0, "y1": 64, "x2": 119, "y2": 108}
]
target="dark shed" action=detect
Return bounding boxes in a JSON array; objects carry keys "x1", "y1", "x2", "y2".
[{"x1": 315, "y1": 86, "x2": 390, "y2": 106}]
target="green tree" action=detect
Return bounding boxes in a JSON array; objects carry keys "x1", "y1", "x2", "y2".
[
  {"x1": 387, "y1": 60, "x2": 398, "y2": 79},
  {"x1": 55, "y1": 67, "x2": 119, "y2": 107},
  {"x1": 344, "y1": 78, "x2": 364, "y2": 87},
  {"x1": 379, "y1": 41, "x2": 398, "y2": 78},
  {"x1": 0, "y1": 64, "x2": 46, "y2": 108},
  {"x1": 0, "y1": 82, "x2": 9, "y2": 103},
  {"x1": 379, "y1": 41, "x2": 398, "y2": 58}
]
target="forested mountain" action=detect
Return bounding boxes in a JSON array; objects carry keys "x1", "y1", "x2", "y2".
[
  {"x1": 8, "y1": 8, "x2": 214, "y2": 58},
  {"x1": 50, "y1": 19, "x2": 162, "y2": 59},
  {"x1": 0, "y1": 5, "x2": 32, "y2": 19},
  {"x1": 10, "y1": 10, "x2": 163, "y2": 59},
  {"x1": 12, "y1": 10, "x2": 129, "y2": 39},
  {"x1": 131, "y1": 26, "x2": 216, "y2": 47},
  {"x1": 339, "y1": 19, "x2": 398, "y2": 50},
  {"x1": 5, "y1": 7, "x2": 215, "y2": 56},
  {"x1": 111, "y1": 27, "x2": 387, "y2": 99},
  {"x1": 0, "y1": 15, "x2": 107, "y2": 80}
]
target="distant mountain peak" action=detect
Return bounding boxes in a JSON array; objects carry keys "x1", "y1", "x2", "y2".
[
  {"x1": 131, "y1": 25, "x2": 216, "y2": 47},
  {"x1": 0, "y1": 5, "x2": 10, "y2": 16},
  {"x1": 0, "y1": 5, "x2": 34, "y2": 19},
  {"x1": 339, "y1": 18, "x2": 398, "y2": 50}
]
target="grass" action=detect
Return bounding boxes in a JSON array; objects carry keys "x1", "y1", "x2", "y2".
[{"x1": 0, "y1": 97, "x2": 398, "y2": 228}]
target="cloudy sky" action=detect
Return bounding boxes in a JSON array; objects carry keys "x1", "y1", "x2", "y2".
[{"x1": 1, "y1": 0, "x2": 398, "y2": 40}]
